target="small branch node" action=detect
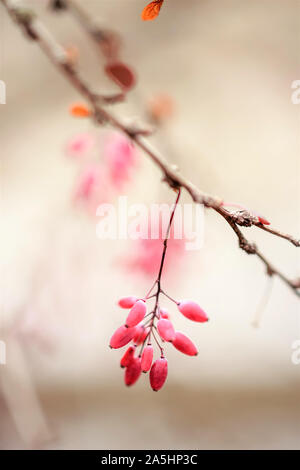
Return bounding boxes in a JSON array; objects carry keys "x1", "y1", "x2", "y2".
[
  {"x1": 240, "y1": 239, "x2": 256, "y2": 255},
  {"x1": 231, "y1": 209, "x2": 257, "y2": 227},
  {"x1": 126, "y1": 125, "x2": 154, "y2": 139}
]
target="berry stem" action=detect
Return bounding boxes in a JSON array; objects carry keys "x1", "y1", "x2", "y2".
[
  {"x1": 160, "y1": 289, "x2": 179, "y2": 305},
  {"x1": 144, "y1": 279, "x2": 158, "y2": 299},
  {"x1": 156, "y1": 188, "x2": 181, "y2": 284},
  {"x1": 141, "y1": 188, "x2": 181, "y2": 356},
  {"x1": 151, "y1": 327, "x2": 164, "y2": 356}
]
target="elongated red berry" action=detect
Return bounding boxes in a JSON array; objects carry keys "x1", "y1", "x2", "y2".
[
  {"x1": 125, "y1": 300, "x2": 146, "y2": 328},
  {"x1": 141, "y1": 345, "x2": 153, "y2": 372},
  {"x1": 118, "y1": 296, "x2": 138, "y2": 309},
  {"x1": 109, "y1": 325, "x2": 136, "y2": 349},
  {"x1": 133, "y1": 325, "x2": 149, "y2": 346},
  {"x1": 178, "y1": 300, "x2": 208, "y2": 323},
  {"x1": 157, "y1": 319, "x2": 175, "y2": 342},
  {"x1": 125, "y1": 356, "x2": 141, "y2": 386},
  {"x1": 150, "y1": 357, "x2": 168, "y2": 391},
  {"x1": 120, "y1": 346, "x2": 135, "y2": 368},
  {"x1": 172, "y1": 331, "x2": 198, "y2": 356},
  {"x1": 133, "y1": 324, "x2": 144, "y2": 344},
  {"x1": 159, "y1": 307, "x2": 170, "y2": 319}
]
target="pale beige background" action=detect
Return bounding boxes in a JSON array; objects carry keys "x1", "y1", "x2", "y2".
[{"x1": 0, "y1": 0, "x2": 300, "y2": 449}]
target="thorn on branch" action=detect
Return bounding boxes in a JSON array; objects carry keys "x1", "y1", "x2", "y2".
[
  {"x1": 126, "y1": 125, "x2": 154, "y2": 139},
  {"x1": 98, "y1": 93, "x2": 125, "y2": 105},
  {"x1": 90, "y1": 91, "x2": 126, "y2": 106},
  {"x1": 266, "y1": 266, "x2": 275, "y2": 277}
]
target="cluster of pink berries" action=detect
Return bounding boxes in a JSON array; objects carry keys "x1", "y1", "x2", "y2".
[
  {"x1": 109, "y1": 293, "x2": 208, "y2": 391},
  {"x1": 65, "y1": 131, "x2": 138, "y2": 214}
]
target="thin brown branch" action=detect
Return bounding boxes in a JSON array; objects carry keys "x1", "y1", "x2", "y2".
[
  {"x1": 2, "y1": 0, "x2": 299, "y2": 297},
  {"x1": 256, "y1": 224, "x2": 300, "y2": 247},
  {"x1": 214, "y1": 206, "x2": 299, "y2": 296},
  {"x1": 63, "y1": 0, "x2": 106, "y2": 42},
  {"x1": 220, "y1": 206, "x2": 300, "y2": 247}
]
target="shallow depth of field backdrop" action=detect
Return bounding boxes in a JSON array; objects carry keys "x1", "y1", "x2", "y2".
[{"x1": 1, "y1": 0, "x2": 299, "y2": 449}]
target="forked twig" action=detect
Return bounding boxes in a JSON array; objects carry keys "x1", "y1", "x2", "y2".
[{"x1": 1, "y1": 0, "x2": 299, "y2": 297}]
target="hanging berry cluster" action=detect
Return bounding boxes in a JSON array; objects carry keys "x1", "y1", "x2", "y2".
[{"x1": 109, "y1": 189, "x2": 209, "y2": 391}]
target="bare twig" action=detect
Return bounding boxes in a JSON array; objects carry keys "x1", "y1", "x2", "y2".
[
  {"x1": 257, "y1": 224, "x2": 300, "y2": 247},
  {"x1": 251, "y1": 276, "x2": 274, "y2": 328},
  {"x1": 62, "y1": 0, "x2": 108, "y2": 44},
  {"x1": 1, "y1": 0, "x2": 299, "y2": 297}
]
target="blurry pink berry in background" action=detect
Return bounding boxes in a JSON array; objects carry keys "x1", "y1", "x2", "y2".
[
  {"x1": 74, "y1": 165, "x2": 101, "y2": 200},
  {"x1": 124, "y1": 213, "x2": 186, "y2": 277},
  {"x1": 172, "y1": 332, "x2": 198, "y2": 356},
  {"x1": 65, "y1": 130, "x2": 141, "y2": 216},
  {"x1": 65, "y1": 133, "x2": 95, "y2": 158},
  {"x1": 150, "y1": 358, "x2": 168, "y2": 391},
  {"x1": 125, "y1": 235, "x2": 185, "y2": 278},
  {"x1": 73, "y1": 164, "x2": 111, "y2": 214},
  {"x1": 104, "y1": 132, "x2": 138, "y2": 190},
  {"x1": 178, "y1": 300, "x2": 208, "y2": 323}
]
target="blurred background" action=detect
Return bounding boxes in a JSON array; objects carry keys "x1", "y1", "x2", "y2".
[{"x1": 1, "y1": 0, "x2": 299, "y2": 450}]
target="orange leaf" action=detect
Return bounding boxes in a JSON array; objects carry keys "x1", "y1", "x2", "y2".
[
  {"x1": 69, "y1": 103, "x2": 91, "y2": 118},
  {"x1": 141, "y1": 1, "x2": 164, "y2": 21}
]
